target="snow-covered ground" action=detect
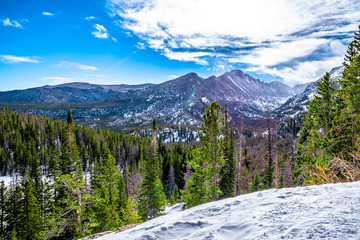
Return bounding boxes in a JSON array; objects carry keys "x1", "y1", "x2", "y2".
[
  {"x1": 98, "y1": 181, "x2": 360, "y2": 240},
  {"x1": 0, "y1": 175, "x2": 12, "y2": 186}
]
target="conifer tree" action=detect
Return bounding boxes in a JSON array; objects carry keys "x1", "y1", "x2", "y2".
[
  {"x1": 278, "y1": 174, "x2": 284, "y2": 189},
  {"x1": 0, "y1": 181, "x2": 7, "y2": 238},
  {"x1": 262, "y1": 159, "x2": 275, "y2": 189},
  {"x1": 18, "y1": 170, "x2": 42, "y2": 240},
  {"x1": 117, "y1": 173, "x2": 127, "y2": 222},
  {"x1": 138, "y1": 119, "x2": 167, "y2": 220},
  {"x1": 250, "y1": 174, "x2": 262, "y2": 193},
  {"x1": 93, "y1": 149, "x2": 121, "y2": 230},
  {"x1": 219, "y1": 106, "x2": 236, "y2": 198},
  {"x1": 332, "y1": 26, "x2": 360, "y2": 157},
  {"x1": 138, "y1": 156, "x2": 167, "y2": 220},
  {"x1": 262, "y1": 110, "x2": 275, "y2": 189},
  {"x1": 6, "y1": 178, "x2": 22, "y2": 240},
  {"x1": 10, "y1": 228, "x2": 18, "y2": 240},
  {"x1": 295, "y1": 72, "x2": 336, "y2": 184},
  {"x1": 170, "y1": 185, "x2": 180, "y2": 205},
  {"x1": 182, "y1": 101, "x2": 224, "y2": 208},
  {"x1": 295, "y1": 26, "x2": 360, "y2": 184},
  {"x1": 52, "y1": 107, "x2": 95, "y2": 238},
  {"x1": 122, "y1": 197, "x2": 142, "y2": 225}
]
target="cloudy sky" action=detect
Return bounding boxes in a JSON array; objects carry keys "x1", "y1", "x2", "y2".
[{"x1": 0, "y1": 0, "x2": 359, "y2": 91}]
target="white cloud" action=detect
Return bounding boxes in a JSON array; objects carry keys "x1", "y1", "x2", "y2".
[
  {"x1": 112, "y1": 37, "x2": 117, "y2": 42},
  {"x1": 87, "y1": 74, "x2": 106, "y2": 77},
  {"x1": 55, "y1": 61, "x2": 98, "y2": 71},
  {"x1": 231, "y1": 38, "x2": 330, "y2": 66},
  {"x1": 136, "y1": 42, "x2": 146, "y2": 49},
  {"x1": 247, "y1": 56, "x2": 344, "y2": 85},
  {"x1": 85, "y1": 16, "x2": 96, "y2": 20},
  {"x1": 330, "y1": 40, "x2": 348, "y2": 55},
  {"x1": 42, "y1": 12, "x2": 54, "y2": 16},
  {"x1": 108, "y1": 0, "x2": 360, "y2": 84},
  {"x1": 0, "y1": 55, "x2": 39, "y2": 63},
  {"x1": 163, "y1": 49, "x2": 212, "y2": 65},
  {"x1": 92, "y1": 24, "x2": 109, "y2": 39},
  {"x1": 168, "y1": 75, "x2": 179, "y2": 79},
  {"x1": 41, "y1": 76, "x2": 72, "y2": 81},
  {"x1": 2, "y1": 18, "x2": 22, "y2": 28}
]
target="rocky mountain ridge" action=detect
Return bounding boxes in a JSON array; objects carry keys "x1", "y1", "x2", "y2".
[{"x1": 0, "y1": 69, "x2": 317, "y2": 130}]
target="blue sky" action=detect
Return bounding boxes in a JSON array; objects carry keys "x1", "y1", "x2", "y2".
[{"x1": 0, "y1": 0, "x2": 359, "y2": 91}]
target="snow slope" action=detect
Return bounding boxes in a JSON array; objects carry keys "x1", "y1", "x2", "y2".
[{"x1": 97, "y1": 181, "x2": 360, "y2": 240}]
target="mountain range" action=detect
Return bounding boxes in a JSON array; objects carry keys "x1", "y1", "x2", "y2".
[
  {"x1": 0, "y1": 68, "x2": 340, "y2": 130},
  {"x1": 273, "y1": 66, "x2": 343, "y2": 119}
]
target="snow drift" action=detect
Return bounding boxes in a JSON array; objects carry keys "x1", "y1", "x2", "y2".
[{"x1": 97, "y1": 181, "x2": 360, "y2": 240}]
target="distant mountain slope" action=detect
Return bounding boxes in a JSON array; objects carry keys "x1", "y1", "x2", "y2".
[
  {"x1": 0, "y1": 82, "x2": 154, "y2": 103},
  {"x1": 0, "y1": 69, "x2": 313, "y2": 129},
  {"x1": 104, "y1": 69, "x2": 308, "y2": 127},
  {"x1": 97, "y1": 181, "x2": 360, "y2": 240},
  {"x1": 273, "y1": 66, "x2": 343, "y2": 119}
]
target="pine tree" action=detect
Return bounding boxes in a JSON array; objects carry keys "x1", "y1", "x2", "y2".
[
  {"x1": 138, "y1": 156, "x2": 167, "y2": 220},
  {"x1": 262, "y1": 110, "x2": 275, "y2": 189},
  {"x1": 10, "y1": 228, "x2": 18, "y2": 240},
  {"x1": 18, "y1": 170, "x2": 42, "y2": 240},
  {"x1": 6, "y1": 177, "x2": 22, "y2": 240},
  {"x1": 262, "y1": 159, "x2": 275, "y2": 189},
  {"x1": 52, "y1": 107, "x2": 95, "y2": 238},
  {"x1": 250, "y1": 174, "x2": 262, "y2": 193},
  {"x1": 93, "y1": 149, "x2": 120, "y2": 230},
  {"x1": 122, "y1": 197, "x2": 142, "y2": 225},
  {"x1": 0, "y1": 181, "x2": 7, "y2": 238},
  {"x1": 202, "y1": 102, "x2": 224, "y2": 200},
  {"x1": 219, "y1": 115, "x2": 236, "y2": 199},
  {"x1": 278, "y1": 174, "x2": 284, "y2": 189},
  {"x1": 295, "y1": 72, "x2": 336, "y2": 184},
  {"x1": 170, "y1": 185, "x2": 180, "y2": 205},
  {"x1": 182, "y1": 101, "x2": 224, "y2": 208},
  {"x1": 333, "y1": 27, "x2": 360, "y2": 157},
  {"x1": 182, "y1": 148, "x2": 208, "y2": 208},
  {"x1": 117, "y1": 173, "x2": 127, "y2": 222}
]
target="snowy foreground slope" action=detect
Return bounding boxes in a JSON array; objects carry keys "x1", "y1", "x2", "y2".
[{"x1": 98, "y1": 181, "x2": 360, "y2": 240}]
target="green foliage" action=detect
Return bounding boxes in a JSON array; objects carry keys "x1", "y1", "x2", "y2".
[
  {"x1": 278, "y1": 174, "x2": 284, "y2": 189},
  {"x1": 170, "y1": 185, "x2": 180, "y2": 205},
  {"x1": 138, "y1": 155, "x2": 167, "y2": 220},
  {"x1": 295, "y1": 72, "x2": 336, "y2": 184},
  {"x1": 250, "y1": 174, "x2": 262, "y2": 193},
  {"x1": 182, "y1": 148, "x2": 208, "y2": 208},
  {"x1": 67, "y1": 105, "x2": 73, "y2": 126},
  {"x1": 0, "y1": 181, "x2": 7, "y2": 237},
  {"x1": 262, "y1": 156, "x2": 275, "y2": 189},
  {"x1": 219, "y1": 124, "x2": 236, "y2": 198},
  {"x1": 6, "y1": 181, "x2": 22, "y2": 240},
  {"x1": 93, "y1": 149, "x2": 121, "y2": 231},
  {"x1": 0, "y1": 108, "x2": 192, "y2": 239},
  {"x1": 121, "y1": 197, "x2": 142, "y2": 225},
  {"x1": 183, "y1": 101, "x2": 227, "y2": 208},
  {"x1": 296, "y1": 25, "x2": 360, "y2": 185},
  {"x1": 18, "y1": 170, "x2": 42, "y2": 240},
  {"x1": 117, "y1": 174, "x2": 127, "y2": 221},
  {"x1": 10, "y1": 228, "x2": 17, "y2": 240}
]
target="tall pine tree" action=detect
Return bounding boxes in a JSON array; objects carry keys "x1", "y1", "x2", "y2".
[
  {"x1": 138, "y1": 119, "x2": 167, "y2": 220},
  {"x1": 219, "y1": 105, "x2": 236, "y2": 198},
  {"x1": 182, "y1": 101, "x2": 224, "y2": 208}
]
